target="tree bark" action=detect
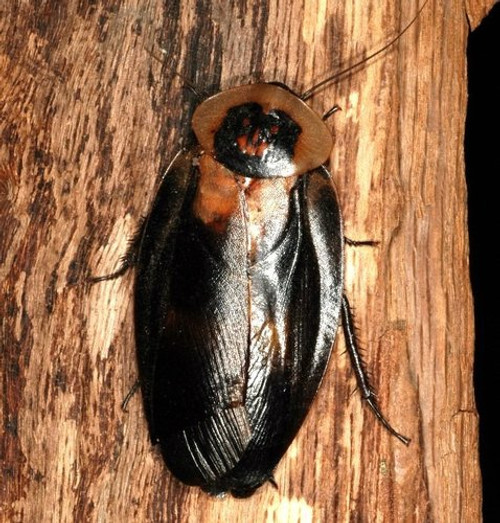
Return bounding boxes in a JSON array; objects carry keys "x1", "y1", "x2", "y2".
[{"x1": 1, "y1": 0, "x2": 488, "y2": 521}]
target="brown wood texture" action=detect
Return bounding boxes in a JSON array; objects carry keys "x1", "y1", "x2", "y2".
[{"x1": 1, "y1": 0, "x2": 489, "y2": 521}]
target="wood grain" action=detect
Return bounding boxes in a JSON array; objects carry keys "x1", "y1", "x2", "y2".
[{"x1": 1, "y1": 0, "x2": 489, "y2": 521}]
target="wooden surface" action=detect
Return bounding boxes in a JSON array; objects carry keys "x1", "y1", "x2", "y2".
[{"x1": 1, "y1": 0, "x2": 490, "y2": 521}]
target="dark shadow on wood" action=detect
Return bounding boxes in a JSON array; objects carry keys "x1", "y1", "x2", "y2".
[{"x1": 466, "y1": 4, "x2": 500, "y2": 519}]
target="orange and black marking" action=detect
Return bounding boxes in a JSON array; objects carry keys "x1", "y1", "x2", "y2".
[
  {"x1": 213, "y1": 102, "x2": 301, "y2": 178},
  {"x1": 192, "y1": 84, "x2": 333, "y2": 179}
]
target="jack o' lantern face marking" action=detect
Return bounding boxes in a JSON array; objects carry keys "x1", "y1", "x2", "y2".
[{"x1": 214, "y1": 102, "x2": 301, "y2": 178}]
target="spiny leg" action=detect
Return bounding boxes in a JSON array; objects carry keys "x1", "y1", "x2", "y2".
[
  {"x1": 344, "y1": 237, "x2": 378, "y2": 247},
  {"x1": 86, "y1": 219, "x2": 145, "y2": 284},
  {"x1": 87, "y1": 249, "x2": 136, "y2": 284},
  {"x1": 341, "y1": 295, "x2": 410, "y2": 445},
  {"x1": 85, "y1": 225, "x2": 144, "y2": 405},
  {"x1": 121, "y1": 380, "x2": 141, "y2": 412}
]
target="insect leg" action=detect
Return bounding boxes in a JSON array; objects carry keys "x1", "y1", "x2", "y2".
[
  {"x1": 344, "y1": 237, "x2": 378, "y2": 247},
  {"x1": 87, "y1": 219, "x2": 145, "y2": 284},
  {"x1": 341, "y1": 295, "x2": 410, "y2": 445},
  {"x1": 121, "y1": 380, "x2": 141, "y2": 412},
  {"x1": 322, "y1": 104, "x2": 341, "y2": 121}
]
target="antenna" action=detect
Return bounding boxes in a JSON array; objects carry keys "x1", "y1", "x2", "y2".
[{"x1": 300, "y1": 0, "x2": 429, "y2": 101}]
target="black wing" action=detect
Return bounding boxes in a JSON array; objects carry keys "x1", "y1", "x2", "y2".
[{"x1": 135, "y1": 150, "x2": 343, "y2": 496}]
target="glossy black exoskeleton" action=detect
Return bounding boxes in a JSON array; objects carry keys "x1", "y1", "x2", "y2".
[
  {"x1": 125, "y1": 83, "x2": 407, "y2": 498},
  {"x1": 90, "y1": 2, "x2": 432, "y2": 498}
]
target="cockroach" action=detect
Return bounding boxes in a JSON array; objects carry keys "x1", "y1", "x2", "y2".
[{"x1": 91, "y1": 2, "x2": 427, "y2": 498}]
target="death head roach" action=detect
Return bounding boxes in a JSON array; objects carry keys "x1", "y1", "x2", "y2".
[
  {"x1": 92, "y1": 2, "x2": 428, "y2": 498},
  {"x1": 133, "y1": 84, "x2": 408, "y2": 499}
]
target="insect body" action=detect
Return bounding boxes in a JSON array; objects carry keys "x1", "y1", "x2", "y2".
[
  {"x1": 90, "y1": 2, "x2": 429, "y2": 497},
  {"x1": 132, "y1": 83, "x2": 408, "y2": 497}
]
